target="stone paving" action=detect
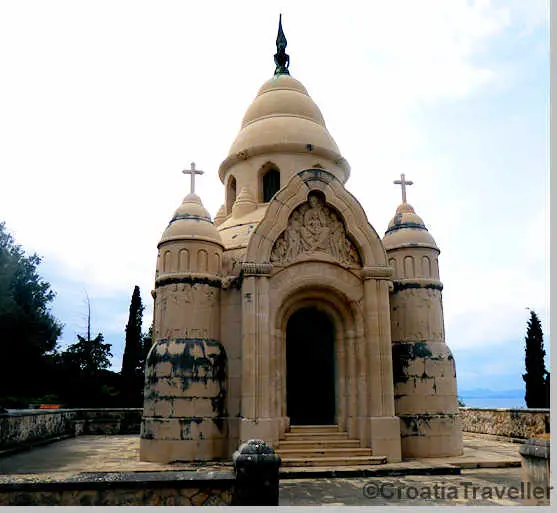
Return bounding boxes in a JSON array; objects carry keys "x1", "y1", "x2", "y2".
[
  {"x1": 0, "y1": 433, "x2": 547, "y2": 506},
  {"x1": 0, "y1": 435, "x2": 226, "y2": 474},
  {"x1": 279, "y1": 468, "x2": 548, "y2": 506},
  {"x1": 0, "y1": 433, "x2": 521, "y2": 475}
]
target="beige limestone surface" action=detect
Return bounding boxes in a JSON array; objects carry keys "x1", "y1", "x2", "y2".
[
  {"x1": 141, "y1": 47, "x2": 462, "y2": 462},
  {"x1": 0, "y1": 434, "x2": 518, "y2": 476}
]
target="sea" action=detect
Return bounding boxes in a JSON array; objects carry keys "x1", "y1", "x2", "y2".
[{"x1": 459, "y1": 396, "x2": 526, "y2": 409}]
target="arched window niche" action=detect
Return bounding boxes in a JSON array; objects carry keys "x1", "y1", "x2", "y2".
[
  {"x1": 226, "y1": 175, "x2": 237, "y2": 214},
  {"x1": 260, "y1": 164, "x2": 281, "y2": 203}
]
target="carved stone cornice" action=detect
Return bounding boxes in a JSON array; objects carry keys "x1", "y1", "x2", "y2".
[
  {"x1": 360, "y1": 266, "x2": 393, "y2": 280},
  {"x1": 240, "y1": 262, "x2": 273, "y2": 277}
]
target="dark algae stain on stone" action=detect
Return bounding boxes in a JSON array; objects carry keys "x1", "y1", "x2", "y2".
[
  {"x1": 400, "y1": 414, "x2": 433, "y2": 437},
  {"x1": 392, "y1": 341, "x2": 433, "y2": 384},
  {"x1": 143, "y1": 337, "x2": 228, "y2": 424},
  {"x1": 392, "y1": 281, "x2": 443, "y2": 293}
]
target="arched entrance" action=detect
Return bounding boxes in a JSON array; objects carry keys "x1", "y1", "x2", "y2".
[{"x1": 286, "y1": 307, "x2": 336, "y2": 425}]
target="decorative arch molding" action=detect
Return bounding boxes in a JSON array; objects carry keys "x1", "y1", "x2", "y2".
[
  {"x1": 268, "y1": 261, "x2": 368, "y2": 434},
  {"x1": 245, "y1": 168, "x2": 388, "y2": 269},
  {"x1": 271, "y1": 261, "x2": 365, "y2": 333}
]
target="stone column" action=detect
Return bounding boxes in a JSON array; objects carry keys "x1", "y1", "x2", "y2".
[
  {"x1": 345, "y1": 329, "x2": 357, "y2": 439},
  {"x1": 239, "y1": 263, "x2": 278, "y2": 446},
  {"x1": 377, "y1": 279, "x2": 396, "y2": 416},
  {"x1": 362, "y1": 268, "x2": 402, "y2": 462},
  {"x1": 355, "y1": 328, "x2": 369, "y2": 443},
  {"x1": 336, "y1": 329, "x2": 346, "y2": 432},
  {"x1": 240, "y1": 275, "x2": 256, "y2": 420}
]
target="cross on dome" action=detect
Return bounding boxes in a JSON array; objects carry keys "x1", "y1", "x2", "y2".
[
  {"x1": 182, "y1": 162, "x2": 204, "y2": 194},
  {"x1": 394, "y1": 173, "x2": 413, "y2": 204}
]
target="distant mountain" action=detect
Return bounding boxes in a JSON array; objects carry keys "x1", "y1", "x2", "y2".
[{"x1": 459, "y1": 388, "x2": 523, "y2": 399}]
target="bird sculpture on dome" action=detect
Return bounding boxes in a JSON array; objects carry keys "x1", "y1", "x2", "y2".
[{"x1": 274, "y1": 14, "x2": 290, "y2": 75}]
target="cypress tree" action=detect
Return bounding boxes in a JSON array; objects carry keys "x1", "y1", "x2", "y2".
[
  {"x1": 121, "y1": 286, "x2": 144, "y2": 405},
  {"x1": 522, "y1": 310, "x2": 549, "y2": 408}
]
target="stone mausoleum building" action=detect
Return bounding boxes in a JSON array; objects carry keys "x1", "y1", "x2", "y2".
[{"x1": 140, "y1": 20, "x2": 463, "y2": 466}]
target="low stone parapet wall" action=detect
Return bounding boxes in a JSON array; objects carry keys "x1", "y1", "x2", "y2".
[
  {"x1": 74, "y1": 408, "x2": 142, "y2": 435},
  {"x1": 0, "y1": 409, "x2": 143, "y2": 452},
  {"x1": 459, "y1": 407, "x2": 550, "y2": 439},
  {"x1": 0, "y1": 410, "x2": 75, "y2": 452},
  {"x1": 0, "y1": 470, "x2": 236, "y2": 506},
  {"x1": 2, "y1": 407, "x2": 550, "y2": 454}
]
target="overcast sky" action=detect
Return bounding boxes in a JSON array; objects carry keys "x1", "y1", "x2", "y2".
[{"x1": 0, "y1": 1, "x2": 549, "y2": 395}]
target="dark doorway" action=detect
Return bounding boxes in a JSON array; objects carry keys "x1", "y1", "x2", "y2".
[{"x1": 286, "y1": 307, "x2": 335, "y2": 425}]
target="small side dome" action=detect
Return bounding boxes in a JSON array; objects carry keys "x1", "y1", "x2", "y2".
[
  {"x1": 160, "y1": 193, "x2": 223, "y2": 246},
  {"x1": 383, "y1": 203, "x2": 438, "y2": 250}
]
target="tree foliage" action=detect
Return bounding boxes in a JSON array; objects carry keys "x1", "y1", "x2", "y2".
[
  {"x1": 62, "y1": 293, "x2": 112, "y2": 376},
  {"x1": 0, "y1": 222, "x2": 62, "y2": 399},
  {"x1": 120, "y1": 285, "x2": 146, "y2": 406},
  {"x1": 55, "y1": 295, "x2": 117, "y2": 407},
  {"x1": 522, "y1": 309, "x2": 549, "y2": 408},
  {"x1": 63, "y1": 333, "x2": 112, "y2": 375},
  {"x1": 121, "y1": 285, "x2": 144, "y2": 379}
]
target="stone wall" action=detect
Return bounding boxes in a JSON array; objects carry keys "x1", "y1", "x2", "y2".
[
  {"x1": 74, "y1": 408, "x2": 142, "y2": 436},
  {"x1": 0, "y1": 409, "x2": 142, "y2": 451},
  {"x1": 0, "y1": 410, "x2": 75, "y2": 451},
  {"x1": 1, "y1": 407, "x2": 550, "y2": 454},
  {"x1": 459, "y1": 408, "x2": 550, "y2": 439},
  {"x1": 0, "y1": 470, "x2": 236, "y2": 506}
]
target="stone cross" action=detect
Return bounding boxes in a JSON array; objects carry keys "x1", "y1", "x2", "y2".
[
  {"x1": 182, "y1": 162, "x2": 204, "y2": 194},
  {"x1": 394, "y1": 173, "x2": 413, "y2": 204}
]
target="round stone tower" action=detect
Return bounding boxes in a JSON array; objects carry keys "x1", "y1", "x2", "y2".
[
  {"x1": 383, "y1": 200, "x2": 463, "y2": 458},
  {"x1": 140, "y1": 192, "x2": 228, "y2": 463}
]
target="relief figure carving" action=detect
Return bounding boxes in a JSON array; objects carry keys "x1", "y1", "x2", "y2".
[{"x1": 270, "y1": 193, "x2": 361, "y2": 266}]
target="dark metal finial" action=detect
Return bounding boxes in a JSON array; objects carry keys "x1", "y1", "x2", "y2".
[{"x1": 274, "y1": 14, "x2": 290, "y2": 75}]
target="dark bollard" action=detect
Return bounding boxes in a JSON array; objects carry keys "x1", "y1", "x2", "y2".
[{"x1": 232, "y1": 439, "x2": 281, "y2": 506}]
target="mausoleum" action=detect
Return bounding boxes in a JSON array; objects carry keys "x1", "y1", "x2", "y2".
[{"x1": 140, "y1": 19, "x2": 463, "y2": 465}]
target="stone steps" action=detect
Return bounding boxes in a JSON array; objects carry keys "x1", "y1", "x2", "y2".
[
  {"x1": 282, "y1": 432, "x2": 350, "y2": 441},
  {"x1": 278, "y1": 439, "x2": 361, "y2": 450},
  {"x1": 278, "y1": 447, "x2": 373, "y2": 459},
  {"x1": 277, "y1": 424, "x2": 387, "y2": 468},
  {"x1": 279, "y1": 455, "x2": 387, "y2": 467},
  {"x1": 289, "y1": 425, "x2": 341, "y2": 433}
]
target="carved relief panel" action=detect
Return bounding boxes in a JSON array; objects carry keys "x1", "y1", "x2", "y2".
[
  {"x1": 270, "y1": 192, "x2": 361, "y2": 266},
  {"x1": 154, "y1": 282, "x2": 220, "y2": 340}
]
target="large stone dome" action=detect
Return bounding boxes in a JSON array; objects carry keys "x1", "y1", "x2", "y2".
[
  {"x1": 241, "y1": 74, "x2": 326, "y2": 127},
  {"x1": 218, "y1": 73, "x2": 349, "y2": 181}
]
